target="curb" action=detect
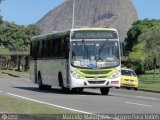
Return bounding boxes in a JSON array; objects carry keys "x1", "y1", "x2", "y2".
[
  {"x1": 139, "y1": 89, "x2": 160, "y2": 93},
  {"x1": 2, "y1": 71, "x2": 20, "y2": 77}
]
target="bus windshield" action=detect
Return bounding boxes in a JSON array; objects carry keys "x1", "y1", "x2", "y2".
[{"x1": 71, "y1": 40, "x2": 120, "y2": 68}]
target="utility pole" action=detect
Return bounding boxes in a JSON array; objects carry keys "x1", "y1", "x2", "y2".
[{"x1": 72, "y1": 0, "x2": 75, "y2": 29}]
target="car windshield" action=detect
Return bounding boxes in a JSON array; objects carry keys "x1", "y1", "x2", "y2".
[
  {"x1": 121, "y1": 70, "x2": 136, "y2": 76},
  {"x1": 71, "y1": 40, "x2": 120, "y2": 68}
]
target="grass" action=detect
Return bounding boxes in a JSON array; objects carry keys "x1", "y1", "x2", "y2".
[
  {"x1": 0, "y1": 95, "x2": 72, "y2": 114},
  {"x1": 138, "y1": 69, "x2": 160, "y2": 92}
]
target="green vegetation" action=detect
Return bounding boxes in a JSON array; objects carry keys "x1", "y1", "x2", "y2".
[
  {"x1": 124, "y1": 19, "x2": 160, "y2": 92},
  {"x1": 0, "y1": 95, "x2": 72, "y2": 114},
  {"x1": 0, "y1": 22, "x2": 41, "y2": 51},
  {"x1": 125, "y1": 19, "x2": 160, "y2": 74},
  {"x1": 138, "y1": 70, "x2": 160, "y2": 92},
  {"x1": 1, "y1": 1, "x2": 40, "y2": 72},
  {"x1": 0, "y1": 19, "x2": 41, "y2": 71}
]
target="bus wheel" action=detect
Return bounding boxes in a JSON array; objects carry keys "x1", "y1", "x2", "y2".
[
  {"x1": 134, "y1": 88, "x2": 138, "y2": 91},
  {"x1": 77, "y1": 88, "x2": 84, "y2": 93},
  {"x1": 71, "y1": 88, "x2": 78, "y2": 93},
  {"x1": 71, "y1": 88, "x2": 84, "y2": 94},
  {"x1": 100, "y1": 87, "x2": 110, "y2": 95},
  {"x1": 62, "y1": 87, "x2": 70, "y2": 93},
  {"x1": 127, "y1": 87, "x2": 131, "y2": 90},
  {"x1": 38, "y1": 72, "x2": 51, "y2": 90}
]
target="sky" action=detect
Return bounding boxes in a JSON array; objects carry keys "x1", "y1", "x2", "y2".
[{"x1": 0, "y1": 0, "x2": 160, "y2": 26}]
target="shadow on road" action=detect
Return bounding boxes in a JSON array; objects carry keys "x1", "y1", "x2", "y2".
[{"x1": 12, "y1": 86, "x2": 113, "y2": 96}]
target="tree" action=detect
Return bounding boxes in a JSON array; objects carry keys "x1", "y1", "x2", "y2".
[
  {"x1": 0, "y1": 16, "x2": 3, "y2": 24},
  {"x1": 0, "y1": 19, "x2": 41, "y2": 71},
  {"x1": 125, "y1": 19, "x2": 160, "y2": 74},
  {"x1": 141, "y1": 25, "x2": 160, "y2": 77},
  {"x1": 0, "y1": 45, "x2": 10, "y2": 69},
  {"x1": 127, "y1": 43, "x2": 145, "y2": 74},
  {"x1": 125, "y1": 19, "x2": 156, "y2": 52}
]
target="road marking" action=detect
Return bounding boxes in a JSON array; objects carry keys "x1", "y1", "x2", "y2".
[
  {"x1": 78, "y1": 95, "x2": 87, "y2": 97},
  {"x1": 125, "y1": 102, "x2": 153, "y2": 107},
  {"x1": 7, "y1": 93, "x2": 92, "y2": 114},
  {"x1": 6, "y1": 93, "x2": 120, "y2": 120},
  {"x1": 136, "y1": 96, "x2": 160, "y2": 100},
  {"x1": 112, "y1": 93, "x2": 160, "y2": 101}
]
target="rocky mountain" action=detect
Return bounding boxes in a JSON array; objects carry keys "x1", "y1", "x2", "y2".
[{"x1": 36, "y1": 0, "x2": 138, "y2": 41}]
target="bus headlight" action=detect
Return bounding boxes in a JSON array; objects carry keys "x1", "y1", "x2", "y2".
[
  {"x1": 71, "y1": 71, "x2": 83, "y2": 79},
  {"x1": 109, "y1": 71, "x2": 119, "y2": 79}
]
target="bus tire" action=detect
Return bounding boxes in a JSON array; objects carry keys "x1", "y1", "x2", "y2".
[
  {"x1": 100, "y1": 87, "x2": 110, "y2": 95},
  {"x1": 127, "y1": 87, "x2": 131, "y2": 90},
  {"x1": 71, "y1": 88, "x2": 84, "y2": 94},
  {"x1": 134, "y1": 88, "x2": 138, "y2": 91},
  {"x1": 38, "y1": 72, "x2": 51, "y2": 90},
  {"x1": 77, "y1": 88, "x2": 84, "y2": 93},
  {"x1": 58, "y1": 72, "x2": 64, "y2": 88},
  {"x1": 71, "y1": 88, "x2": 78, "y2": 94},
  {"x1": 62, "y1": 87, "x2": 70, "y2": 93}
]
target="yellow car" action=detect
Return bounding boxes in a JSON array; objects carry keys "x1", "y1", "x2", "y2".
[{"x1": 121, "y1": 68, "x2": 138, "y2": 90}]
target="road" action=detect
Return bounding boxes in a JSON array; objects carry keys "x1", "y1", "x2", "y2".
[{"x1": 0, "y1": 77, "x2": 160, "y2": 114}]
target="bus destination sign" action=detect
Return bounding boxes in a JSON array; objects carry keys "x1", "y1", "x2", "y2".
[{"x1": 72, "y1": 31, "x2": 118, "y2": 39}]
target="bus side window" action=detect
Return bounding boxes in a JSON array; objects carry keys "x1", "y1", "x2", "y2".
[
  {"x1": 31, "y1": 42, "x2": 36, "y2": 60},
  {"x1": 57, "y1": 38, "x2": 62, "y2": 57},
  {"x1": 52, "y1": 38, "x2": 59, "y2": 58},
  {"x1": 54, "y1": 38, "x2": 62, "y2": 58},
  {"x1": 54, "y1": 39, "x2": 59, "y2": 57},
  {"x1": 37, "y1": 41, "x2": 41, "y2": 59},
  {"x1": 34, "y1": 41, "x2": 38, "y2": 60},
  {"x1": 44, "y1": 40, "x2": 50, "y2": 58},
  {"x1": 51, "y1": 39, "x2": 55, "y2": 58},
  {"x1": 60, "y1": 38, "x2": 65, "y2": 58},
  {"x1": 42, "y1": 41, "x2": 45, "y2": 58},
  {"x1": 64, "y1": 37, "x2": 69, "y2": 59},
  {"x1": 48, "y1": 39, "x2": 52, "y2": 58},
  {"x1": 51, "y1": 37, "x2": 67, "y2": 58}
]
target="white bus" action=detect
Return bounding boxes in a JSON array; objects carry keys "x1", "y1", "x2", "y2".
[{"x1": 30, "y1": 28, "x2": 121, "y2": 95}]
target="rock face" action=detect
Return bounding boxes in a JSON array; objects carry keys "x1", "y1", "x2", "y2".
[{"x1": 36, "y1": 0, "x2": 138, "y2": 41}]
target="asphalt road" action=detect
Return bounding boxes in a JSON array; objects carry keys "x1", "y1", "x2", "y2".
[{"x1": 0, "y1": 77, "x2": 160, "y2": 114}]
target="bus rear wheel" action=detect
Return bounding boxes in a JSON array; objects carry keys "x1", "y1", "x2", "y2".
[
  {"x1": 77, "y1": 88, "x2": 84, "y2": 93},
  {"x1": 100, "y1": 87, "x2": 110, "y2": 95}
]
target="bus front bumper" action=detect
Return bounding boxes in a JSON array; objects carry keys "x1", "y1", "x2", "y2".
[{"x1": 70, "y1": 77, "x2": 120, "y2": 88}]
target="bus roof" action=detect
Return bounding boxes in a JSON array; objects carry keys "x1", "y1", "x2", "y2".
[
  {"x1": 72, "y1": 27, "x2": 117, "y2": 31},
  {"x1": 31, "y1": 28, "x2": 117, "y2": 41},
  {"x1": 31, "y1": 30, "x2": 70, "y2": 41}
]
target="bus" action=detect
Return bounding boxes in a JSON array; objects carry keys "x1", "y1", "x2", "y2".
[{"x1": 30, "y1": 28, "x2": 121, "y2": 95}]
